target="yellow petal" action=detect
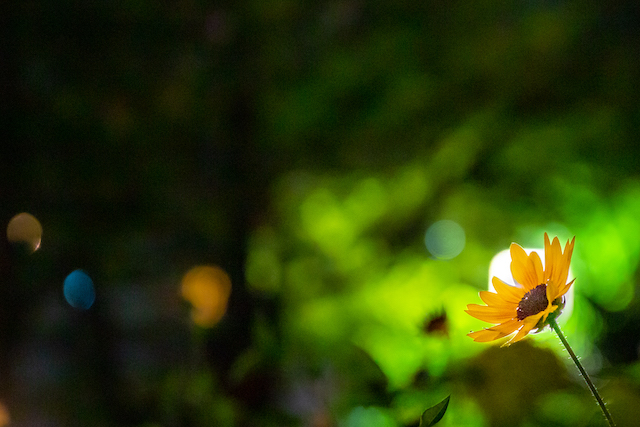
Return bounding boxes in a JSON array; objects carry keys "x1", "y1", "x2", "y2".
[
  {"x1": 503, "y1": 313, "x2": 542, "y2": 346},
  {"x1": 479, "y1": 290, "x2": 516, "y2": 309},
  {"x1": 492, "y1": 277, "x2": 525, "y2": 303},
  {"x1": 556, "y1": 278, "x2": 575, "y2": 299},
  {"x1": 545, "y1": 234, "x2": 575, "y2": 290},
  {"x1": 530, "y1": 250, "x2": 544, "y2": 285},
  {"x1": 465, "y1": 306, "x2": 515, "y2": 323},
  {"x1": 466, "y1": 303, "x2": 511, "y2": 314},
  {"x1": 510, "y1": 243, "x2": 543, "y2": 290},
  {"x1": 510, "y1": 243, "x2": 533, "y2": 289},
  {"x1": 489, "y1": 318, "x2": 522, "y2": 335},
  {"x1": 468, "y1": 328, "x2": 511, "y2": 342},
  {"x1": 557, "y1": 236, "x2": 575, "y2": 286},
  {"x1": 546, "y1": 279, "x2": 558, "y2": 303}
]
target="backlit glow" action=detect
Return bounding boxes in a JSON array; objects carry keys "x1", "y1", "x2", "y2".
[{"x1": 489, "y1": 248, "x2": 574, "y2": 322}]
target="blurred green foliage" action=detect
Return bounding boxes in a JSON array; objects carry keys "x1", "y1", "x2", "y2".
[{"x1": 2, "y1": 0, "x2": 640, "y2": 426}]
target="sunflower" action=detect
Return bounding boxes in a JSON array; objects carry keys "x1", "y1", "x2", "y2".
[{"x1": 466, "y1": 233, "x2": 575, "y2": 346}]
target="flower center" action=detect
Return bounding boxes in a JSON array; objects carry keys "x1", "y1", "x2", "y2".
[{"x1": 516, "y1": 284, "x2": 548, "y2": 321}]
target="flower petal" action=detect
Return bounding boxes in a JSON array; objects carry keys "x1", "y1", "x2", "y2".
[
  {"x1": 492, "y1": 277, "x2": 526, "y2": 303},
  {"x1": 558, "y1": 236, "x2": 575, "y2": 286},
  {"x1": 545, "y1": 234, "x2": 575, "y2": 290},
  {"x1": 488, "y1": 318, "x2": 522, "y2": 335},
  {"x1": 556, "y1": 278, "x2": 575, "y2": 299},
  {"x1": 530, "y1": 250, "x2": 544, "y2": 285},
  {"x1": 479, "y1": 290, "x2": 516, "y2": 308},
  {"x1": 465, "y1": 305, "x2": 515, "y2": 323},
  {"x1": 546, "y1": 279, "x2": 558, "y2": 305},
  {"x1": 468, "y1": 329, "x2": 504, "y2": 342},
  {"x1": 468, "y1": 319, "x2": 522, "y2": 342},
  {"x1": 510, "y1": 243, "x2": 543, "y2": 290},
  {"x1": 503, "y1": 313, "x2": 542, "y2": 346},
  {"x1": 544, "y1": 234, "x2": 560, "y2": 283}
]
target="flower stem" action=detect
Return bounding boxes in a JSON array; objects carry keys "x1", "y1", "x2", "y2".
[{"x1": 549, "y1": 318, "x2": 615, "y2": 427}]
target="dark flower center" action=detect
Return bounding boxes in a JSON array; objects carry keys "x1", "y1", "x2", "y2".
[{"x1": 516, "y1": 284, "x2": 548, "y2": 320}]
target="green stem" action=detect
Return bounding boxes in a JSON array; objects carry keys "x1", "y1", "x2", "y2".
[{"x1": 549, "y1": 318, "x2": 615, "y2": 427}]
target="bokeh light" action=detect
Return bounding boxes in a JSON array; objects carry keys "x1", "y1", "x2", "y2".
[
  {"x1": 6, "y1": 212, "x2": 43, "y2": 253},
  {"x1": 180, "y1": 265, "x2": 231, "y2": 328},
  {"x1": 0, "y1": 401, "x2": 9, "y2": 427},
  {"x1": 63, "y1": 270, "x2": 96, "y2": 310},
  {"x1": 424, "y1": 220, "x2": 466, "y2": 260}
]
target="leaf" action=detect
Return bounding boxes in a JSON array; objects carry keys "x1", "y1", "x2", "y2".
[{"x1": 418, "y1": 395, "x2": 450, "y2": 427}]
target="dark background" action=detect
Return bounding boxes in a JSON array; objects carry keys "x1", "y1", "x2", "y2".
[{"x1": 2, "y1": 1, "x2": 640, "y2": 426}]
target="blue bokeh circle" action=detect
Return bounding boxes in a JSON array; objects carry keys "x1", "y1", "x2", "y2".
[{"x1": 63, "y1": 269, "x2": 96, "y2": 310}]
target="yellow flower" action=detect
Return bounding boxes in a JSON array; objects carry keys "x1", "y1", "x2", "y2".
[{"x1": 466, "y1": 233, "x2": 575, "y2": 346}]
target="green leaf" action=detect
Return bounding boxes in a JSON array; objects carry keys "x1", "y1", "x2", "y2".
[{"x1": 418, "y1": 395, "x2": 450, "y2": 427}]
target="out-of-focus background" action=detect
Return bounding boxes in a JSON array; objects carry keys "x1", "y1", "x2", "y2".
[{"x1": 2, "y1": 1, "x2": 640, "y2": 426}]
